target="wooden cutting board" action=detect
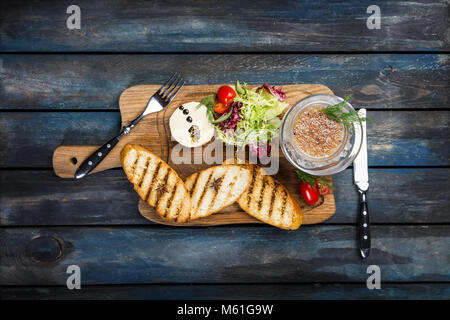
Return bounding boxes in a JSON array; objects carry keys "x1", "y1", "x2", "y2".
[{"x1": 53, "y1": 84, "x2": 336, "y2": 225}]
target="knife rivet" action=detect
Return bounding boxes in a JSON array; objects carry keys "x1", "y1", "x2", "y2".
[
  {"x1": 88, "y1": 161, "x2": 93, "y2": 165},
  {"x1": 364, "y1": 235, "x2": 368, "y2": 240},
  {"x1": 98, "y1": 152, "x2": 102, "y2": 157},
  {"x1": 363, "y1": 223, "x2": 367, "y2": 227},
  {"x1": 107, "y1": 144, "x2": 111, "y2": 148},
  {"x1": 363, "y1": 211, "x2": 367, "y2": 215}
]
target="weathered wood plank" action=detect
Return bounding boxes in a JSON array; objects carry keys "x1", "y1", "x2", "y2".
[
  {"x1": 0, "y1": 54, "x2": 448, "y2": 110},
  {"x1": 0, "y1": 1, "x2": 448, "y2": 52},
  {"x1": 2, "y1": 283, "x2": 449, "y2": 300},
  {"x1": 0, "y1": 170, "x2": 140, "y2": 226},
  {"x1": 1, "y1": 225, "x2": 448, "y2": 285},
  {"x1": 0, "y1": 111, "x2": 448, "y2": 168},
  {"x1": 0, "y1": 112, "x2": 121, "y2": 167},
  {"x1": 1, "y1": 168, "x2": 448, "y2": 226},
  {"x1": 331, "y1": 168, "x2": 450, "y2": 224}
]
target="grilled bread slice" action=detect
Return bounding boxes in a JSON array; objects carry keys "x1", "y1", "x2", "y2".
[
  {"x1": 121, "y1": 144, "x2": 190, "y2": 222},
  {"x1": 185, "y1": 165, "x2": 251, "y2": 220},
  {"x1": 237, "y1": 164, "x2": 303, "y2": 230}
]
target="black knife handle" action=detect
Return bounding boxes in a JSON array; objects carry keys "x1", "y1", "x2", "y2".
[
  {"x1": 358, "y1": 189, "x2": 370, "y2": 258},
  {"x1": 74, "y1": 136, "x2": 120, "y2": 179}
]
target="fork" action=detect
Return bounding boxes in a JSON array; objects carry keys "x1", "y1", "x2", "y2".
[{"x1": 75, "y1": 73, "x2": 185, "y2": 179}]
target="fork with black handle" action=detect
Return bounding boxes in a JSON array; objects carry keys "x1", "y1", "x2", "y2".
[{"x1": 75, "y1": 73, "x2": 185, "y2": 179}]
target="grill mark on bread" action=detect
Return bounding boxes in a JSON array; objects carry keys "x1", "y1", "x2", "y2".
[
  {"x1": 189, "y1": 172, "x2": 200, "y2": 197},
  {"x1": 268, "y1": 182, "x2": 278, "y2": 217},
  {"x1": 174, "y1": 206, "x2": 182, "y2": 222},
  {"x1": 121, "y1": 145, "x2": 193, "y2": 224},
  {"x1": 208, "y1": 170, "x2": 226, "y2": 212},
  {"x1": 155, "y1": 170, "x2": 170, "y2": 211},
  {"x1": 166, "y1": 183, "x2": 178, "y2": 214},
  {"x1": 258, "y1": 176, "x2": 267, "y2": 211},
  {"x1": 224, "y1": 169, "x2": 238, "y2": 204},
  {"x1": 198, "y1": 171, "x2": 214, "y2": 210},
  {"x1": 145, "y1": 161, "x2": 161, "y2": 202},
  {"x1": 230, "y1": 161, "x2": 302, "y2": 230},
  {"x1": 280, "y1": 190, "x2": 288, "y2": 218},
  {"x1": 138, "y1": 158, "x2": 150, "y2": 188},
  {"x1": 130, "y1": 156, "x2": 139, "y2": 175},
  {"x1": 211, "y1": 167, "x2": 232, "y2": 212},
  {"x1": 246, "y1": 166, "x2": 257, "y2": 205},
  {"x1": 185, "y1": 165, "x2": 250, "y2": 219},
  {"x1": 216, "y1": 167, "x2": 228, "y2": 194}
]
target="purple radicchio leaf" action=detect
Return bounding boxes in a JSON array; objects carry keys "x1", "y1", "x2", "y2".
[{"x1": 256, "y1": 83, "x2": 286, "y2": 102}]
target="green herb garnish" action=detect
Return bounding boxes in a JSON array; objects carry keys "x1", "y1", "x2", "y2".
[
  {"x1": 294, "y1": 170, "x2": 333, "y2": 190},
  {"x1": 199, "y1": 95, "x2": 218, "y2": 123},
  {"x1": 235, "y1": 80, "x2": 247, "y2": 96},
  {"x1": 320, "y1": 94, "x2": 372, "y2": 130},
  {"x1": 200, "y1": 95, "x2": 215, "y2": 110}
]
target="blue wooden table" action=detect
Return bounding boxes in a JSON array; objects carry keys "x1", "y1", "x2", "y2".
[{"x1": 1, "y1": 0, "x2": 449, "y2": 300}]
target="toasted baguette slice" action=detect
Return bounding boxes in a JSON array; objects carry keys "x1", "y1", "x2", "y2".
[
  {"x1": 121, "y1": 144, "x2": 190, "y2": 222},
  {"x1": 185, "y1": 165, "x2": 251, "y2": 220},
  {"x1": 237, "y1": 164, "x2": 303, "y2": 230}
]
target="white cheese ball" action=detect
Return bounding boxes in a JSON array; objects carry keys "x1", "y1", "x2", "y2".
[{"x1": 169, "y1": 101, "x2": 215, "y2": 148}]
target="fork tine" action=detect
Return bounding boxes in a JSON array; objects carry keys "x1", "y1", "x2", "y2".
[
  {"x1": 164, "y1": 77, "x2": 183, "y2": 99},
  {"x1": 167, "y1": 80, "x2": 185, "y2": 102},
  {"x1": 159, "y1": 73, "x2": 178, "y2": 94},
  {"x1": 158, "y1": 73, "x2": 178, "y2": 94},
  {"x1": 160, "y1": 73, "x2": 181, "y2": 96}
]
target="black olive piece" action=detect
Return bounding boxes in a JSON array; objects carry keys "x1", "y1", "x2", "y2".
[
  {"x1": 179, "y1": 105, "x2": 184, "y2": 110},
  {"x1": 188, "y1": 125, "x2": 199, "y2": 132},
  {"x1": 186, "y1": 116, "x2": 192, "y2": 123},
  {"x1": 183, "y1": 109, "x2": 189, "y2": 115}
]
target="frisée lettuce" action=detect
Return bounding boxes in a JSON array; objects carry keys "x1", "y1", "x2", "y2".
[{"x1": 215, "y1": 81, "x2": 289, "y2": 155}]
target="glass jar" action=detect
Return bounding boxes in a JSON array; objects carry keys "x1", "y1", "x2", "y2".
[{"x1": 280, "y1": 94, "x2": 363, "y2": 175}]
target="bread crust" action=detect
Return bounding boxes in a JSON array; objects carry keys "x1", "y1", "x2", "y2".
[
  {"x1": 121, "y1": 150, "x2": 302, "y2": 228},
  {"x1": 120, "y1": 144, "x2": 191, "y2": 222},
  {"x1": 185, "y1": 164, "x2": 251, "y2": 220},
  {"x1": 223, "y1": 159, "x2": 303, "y2": 230}
]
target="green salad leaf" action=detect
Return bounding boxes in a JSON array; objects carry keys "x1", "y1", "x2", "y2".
[{"x1": 215, "y1": 81, "x2": 289, "y2": 148}]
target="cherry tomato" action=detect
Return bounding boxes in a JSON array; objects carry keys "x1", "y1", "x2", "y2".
[
  {"x1": 217, "y1": 86, "x2": 236, "y2": 105},
  {"x1": 213, "y1": 101, "x2": 230, "y2": 114},
  {"x1": 315, "y1": 179, "x2": 330, "y2": 195},
  {"x1": 299, "y1": 182, "x2": 320, "y2": 205}
]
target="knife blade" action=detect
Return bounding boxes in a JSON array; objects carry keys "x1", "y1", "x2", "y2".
[{"x1": 353, "y1": 108, "x2": 370, "y2": 258}]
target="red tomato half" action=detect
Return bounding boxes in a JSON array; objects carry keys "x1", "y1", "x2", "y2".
[
  {"x1": 213, "y1": 101, "x2": 229, "y2": 114},
  {"x1": 217, "y1": 86, "x2": 236, "y2": 105},
  {"x1": 299, "y1": 182, "x2": 320, "y2": 205},
  {"x1": 315, "y1": 179, "x2": 330, "y2": 195}
]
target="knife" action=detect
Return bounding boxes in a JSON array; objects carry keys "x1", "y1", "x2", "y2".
[
  {"x1": 353, "y1": 108, "x2": 370, "y2": 258},
  {"x1": 74, "y1": 73, "x2": 185, "y2": 179}
]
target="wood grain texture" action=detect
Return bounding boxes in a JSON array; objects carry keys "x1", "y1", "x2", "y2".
[
  {"x1": 1, "y1": 168, "x2": 448, "y2": 226},
  {"x1": 0, "y1": 1, "x2": 448, "y2": 52},
  {"x1": 52, "y1": 84, "x2": 332, "y2": 178},
  {"x1": 2, "y1": 283, "x2": 449, "y2": 300},
  {"x1": 1, "y1": 225, "x2": 448, "y2": 285},
  {"x1": 52, "y1": 85, "x2": 167, "y2": 178},
  {"x1": 52, "y1": 84, "x2": 336, "y2": 225},
  {"x1": 1, "y1": 54, "x2": 448, "y2": 110},
  {"x1": 0, "y1": 0, "x2": 448, "y2": 299},
  {"x1": 1, "y1": 111, "x2": 448, "y2": 168},
  {"x1": 139, "y1": 191, "x2": 335, "y2": 226}
]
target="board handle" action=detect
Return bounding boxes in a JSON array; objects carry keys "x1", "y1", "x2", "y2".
[
  {"x1": 52, "y1": 145, "x2": 122, "y2": 178},
  {"x1": 74, "y1": 136, "x2": 120, "y2": 179}
]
